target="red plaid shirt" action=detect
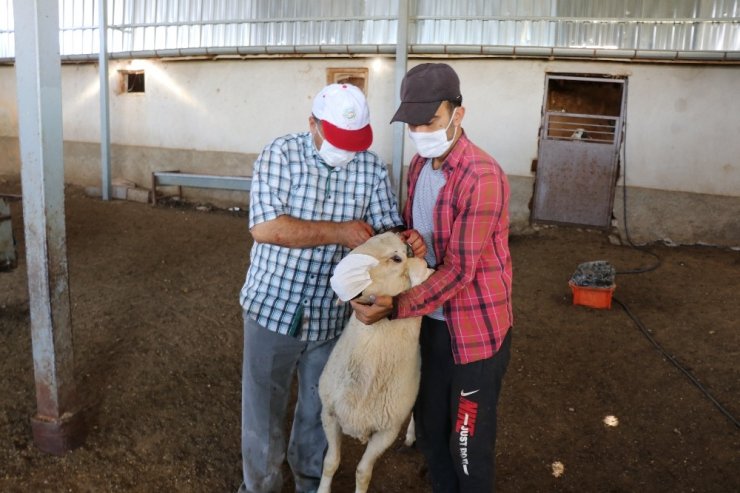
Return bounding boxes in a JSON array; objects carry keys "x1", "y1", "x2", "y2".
[{"x1": 396, "y1": 131, "x2": 513, "y2": 364}]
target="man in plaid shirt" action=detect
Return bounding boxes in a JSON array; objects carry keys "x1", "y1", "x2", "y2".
[
  {"x1": 353, "y1": 63, "x2": 513, "y2": 492},
  {"x1": 237, "y1": 84, "x2": 417, "y2": 493}
]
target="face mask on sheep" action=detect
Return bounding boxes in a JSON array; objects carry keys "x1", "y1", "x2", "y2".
[{"x1": 330, "y1": 232, "x2": 432, "y2": 303}]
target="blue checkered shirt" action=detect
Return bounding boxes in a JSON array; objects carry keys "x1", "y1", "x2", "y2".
[{"x1": 239, "y1": 131, "x2": 403, "y2": 341}]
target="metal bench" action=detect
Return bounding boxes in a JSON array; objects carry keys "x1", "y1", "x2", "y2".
[
  {"x1": 150, "y1": 170, "x2": 252, "y2": 205},
  {"x1": 0, "y1": 193, "x2": 21, "y2": 271}
]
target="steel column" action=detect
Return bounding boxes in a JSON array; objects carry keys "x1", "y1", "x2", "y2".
[
  {"x1": 13, "y1": 0, "x2": 86, "y2": 455},
  {"x1": 391, "y1": 0, "x2": 409, "y2": 210},
  {"x1": 99, "y1": 0, "x2": 112, "y2": 200}
]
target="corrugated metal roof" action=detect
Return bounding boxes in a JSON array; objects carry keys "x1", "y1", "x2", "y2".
[{"x1": 0, "y1": 0, "x2": 738, "y2": 60}]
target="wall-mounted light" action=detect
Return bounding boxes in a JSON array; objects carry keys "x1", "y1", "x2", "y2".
[{"x1": 371, "y1": 58, "x2": 385, "y2": 73}]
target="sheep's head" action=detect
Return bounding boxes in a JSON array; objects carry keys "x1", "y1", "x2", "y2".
[{"x1": 330, "y1": 232, "x2": 433, "y2": 302}]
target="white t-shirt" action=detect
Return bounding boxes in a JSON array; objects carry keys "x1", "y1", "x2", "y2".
[{"x1": 412, "y1": 159, "x2": 447, "y2": 321}]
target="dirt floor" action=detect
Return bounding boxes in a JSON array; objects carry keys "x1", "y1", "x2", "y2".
[{"x1": 1, "y1": 177, "x2": 738, "y2": 493}]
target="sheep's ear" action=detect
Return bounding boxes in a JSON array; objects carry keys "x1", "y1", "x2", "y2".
[{"x1": 408, "y1": 259, "x2": 433, "y2": 287}]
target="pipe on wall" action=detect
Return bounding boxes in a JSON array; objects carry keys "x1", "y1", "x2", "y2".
[{"x1": 2, "y1": 45, "x2": 738, "y2": 65}]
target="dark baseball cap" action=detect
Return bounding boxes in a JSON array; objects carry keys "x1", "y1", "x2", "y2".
[{"x1": 390, "y1": 63, "x2": 462, "y2": 125}]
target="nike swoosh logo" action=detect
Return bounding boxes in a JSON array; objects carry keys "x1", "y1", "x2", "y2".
[{"x1": 460, "y1": 389, "x2": 479, "y2": 397}]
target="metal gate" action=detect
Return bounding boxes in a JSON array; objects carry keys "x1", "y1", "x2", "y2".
[{"x1": 531, "y1": 75, "x2": 626, "y2": 229}]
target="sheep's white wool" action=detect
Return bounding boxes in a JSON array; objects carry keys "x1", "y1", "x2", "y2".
[
  {"x1": 318, "y1": 232, "x2": 433, "y2": 493},
  {"x1": 551, "y1": 461, "x2": 565, "y2": 478}
]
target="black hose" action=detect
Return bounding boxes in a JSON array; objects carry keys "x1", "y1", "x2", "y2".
[
  {"x1": 613, "y1": 297, "x2": 740, "y2": 429},
  {"x1": 616, "y1": 125, "x2": 661, "y2": 275},
  {"x1": 608, "y1": 124, "x2": 737, "y2": 428}
]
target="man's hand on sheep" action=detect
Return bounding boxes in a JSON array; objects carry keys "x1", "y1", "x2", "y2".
[
  {"x1": 339, "y1": 220, "x2": 375, "y2": 248},
  {"x1": 350, "y1": 295, "x2": 394, "y2": 325},
  {"x1": 399, "y1": 229, "x2": 427, "y2": 258}
]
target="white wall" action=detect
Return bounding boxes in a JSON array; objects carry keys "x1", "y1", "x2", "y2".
[
  {"x1": 0, "y1": 66, "x2": 17, "y2": 137},
  {"x1": 623, "y1": 65, "x2": 739, "y2": 196},
  {"x1": 1, "y1": 58, "x2": 738, "y2": 197},
  {"x1": 55, "y1": 58, "x2": 399, "y2": 161},
  {"x1": 449, "y1": 59, "x2": 740, "y2": 198},
  {"x1": 1, "y1": 57, "x2": 739, "y2": 245}
]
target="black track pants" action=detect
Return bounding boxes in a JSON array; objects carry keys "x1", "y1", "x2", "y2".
[{"x1": 413, "y1": 317, "x2": 512, "y2": 493}]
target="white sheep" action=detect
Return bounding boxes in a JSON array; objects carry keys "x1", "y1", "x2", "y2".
[{"x1": 317, "y1": 232, "x2": 432, "y2": 493}]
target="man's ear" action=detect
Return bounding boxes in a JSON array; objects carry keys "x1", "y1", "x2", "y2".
[
  {"x1": 453, "y1": 105, "x2": 465, "y2": 126},
  {"x1": 309, "y1": 116, "x2": 322, "y2": 146}
]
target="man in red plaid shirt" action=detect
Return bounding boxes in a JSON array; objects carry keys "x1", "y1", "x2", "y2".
[{"x1": 352, "y1": 63, "x2": 513, "y2": 492}]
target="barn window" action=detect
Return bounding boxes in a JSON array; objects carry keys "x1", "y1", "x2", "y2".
[
  {"x1": 326, "y1": 68, "x2": 368, "y2": 94},
  {"x1": 119, "y1": 70, "x2": 145, "y2": 93}
]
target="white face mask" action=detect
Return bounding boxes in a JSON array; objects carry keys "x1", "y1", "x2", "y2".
[
  {"x1": 330, "y1": 253, "x2": 379, "y2": 302},
  {"x1": 316, "y1": 127, "x2": 356, "y2": 168},
  {"x1": 408, "y1": 108, "x2": 458, "y2": 158}
]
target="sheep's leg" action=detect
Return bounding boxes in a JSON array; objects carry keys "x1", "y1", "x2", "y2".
[
  {"x1": 355, "y1": 428, "x2": 398, "y2": 493},
  {"x1": 317, "y1": 411, "x2": 342, "y2": 493},
  {"x1": 404, "y1": 415, "x2": 416, "y2": 446}
]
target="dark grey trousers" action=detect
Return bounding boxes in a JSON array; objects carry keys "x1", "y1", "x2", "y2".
[{"x1": 237, "y1": 314, "x2": 337, "y2": 493}]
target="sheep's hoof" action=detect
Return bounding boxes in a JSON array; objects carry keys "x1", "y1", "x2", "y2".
[{"x1": 394, "y1": 441, "x2": 417, "y2": 454}]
